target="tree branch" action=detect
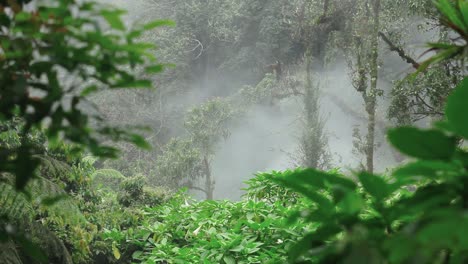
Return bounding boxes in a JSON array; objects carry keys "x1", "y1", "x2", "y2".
[
  {"x1": 378, "y1": 31, "x2": 420, "y2": 69},
  {"x1": 187, "y1": 185, "x2": 208, "y2": 194}
]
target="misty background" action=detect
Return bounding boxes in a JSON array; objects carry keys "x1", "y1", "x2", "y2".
[{"x1": 91, "y1": 0, "x2": 442, "y2": 200}]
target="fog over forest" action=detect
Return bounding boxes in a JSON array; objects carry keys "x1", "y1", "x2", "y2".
[{"x1": 95, "y1": 0, "x2": 439, "y2": 200}]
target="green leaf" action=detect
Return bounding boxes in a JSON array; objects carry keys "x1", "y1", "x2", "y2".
[
  {"x1": 112, "y1": 80, "x2": 152, "y2": 88},
  {"x1": 112, "y1": 243, "x2": 121, "y2": 260},
  {"x1": 145, "y1": 65, "x2": 164, "y2": 73},
  {"x1": 223, "y1": 255, "x2": 236, "y2": 264},
  {"x1": 358, "y1": 172, "x2": 390, "y2": 201},
  {"x1": 393, "y1": 160, "x2": 460, "y2": 182},
  {"x1": 288, "y1": 225, "x2": 340, "y2": 262},
  {"x1": 130, "y1": 134, "x2": 151, "y2": 150},
  {"x1": 460, "y1": 0, "x2": 468, "y2": 26},
  {"x1": 101, "y1": 10, "x2": 126, "y2": 30},
  {"x1": 142, "y1": 20, "x2": 175, "y2": 30},
  {"x1": 132, "y1": 251, "x2": 143, "y2": 260},
  {"x1": 337, "y1": 191, "x2": 364, "y2": 215},
  {"x1": 435, "y1": 0, "x2": 467, "y2": 32},
  {"x1": 387, "y1": 127, "x2": 457, "y2": 160},
  {"x1": 415, "y1": 45, "x2": 464, "y2": 74},
  {"x1": 81, "y1": 85, "x2": 98, "y2": 96},
  {"x1": 446, "y1": 77, "x2": 468, "y2": 139},
  {"x1": 41, "y1": 194, "x2": 69, "y2": 206},
  {"x1": 15, "y1": 12, "x2": 31, "y2": 22}
]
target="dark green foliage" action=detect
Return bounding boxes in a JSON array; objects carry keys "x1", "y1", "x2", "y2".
[
  {"x1": 117, "y1": 175, "x2": 169, "y2": 207},
  {"x1": 0, "y1": 0, "x2": 167, "y2": 190}
]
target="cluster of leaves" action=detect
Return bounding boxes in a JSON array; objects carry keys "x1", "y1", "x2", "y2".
[
  {"x1": 110, "y1": 177, "x2": 314, "y2": 264},
  {"x1": 0, "y1": 0, "x2": 170, "y2": 190},
  {"x1": 418, "y1": 0, "x2": 468, "y2": 71}
]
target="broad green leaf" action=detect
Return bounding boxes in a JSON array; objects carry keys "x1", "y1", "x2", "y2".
[
  {"x1": 101, "y1": 10, "x2": 126, "y2": 30},
  {"x1": 15, "y1": 12, "x2": 31, "y2": 22},
  {"x1": 112, "y1": 242, "x2": 121, "y2": 260},
  {"x1": 223, "y1": 255, "x2": 236, "y2": 264},
  {"x1": 394, "y1": 184, "x2": 455, "y2": 217},
  {"x1": 387, "y1": 127, "x2": 457, "y2": 160},
  {"x1": 446, "y1": 77, "x2": 468, "y2": 138},
  {"x1": 288, "y1": 225, "x2": 340, "y2": 261},
  {"x1": 132, "y1": 251, "x2": 143, "y2": 260},
  {"x1": 130, "y1": 134, "x2": 152, "y2": 150},
  {"x1": 358, "y1": 172, "x2": 390, "y2": 201},
  {"x1": 393, "y1": 160, "x2": 460, "y2": 181},
  {"x1": 142, "y1": 20, "x2": 175, "y2": 30},
  {"x1": 337, "y1": 191, "x2": 364, "y2": 215},
  {"x1": 386, "y1": 235, "x2": 417, "y2": 263}
]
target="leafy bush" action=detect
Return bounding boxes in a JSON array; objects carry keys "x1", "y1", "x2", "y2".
[
  {"x1": 111, "y1": 179, "x2": 313, "y2": 264},
  {"x1": 117, "y1": 175, "x2": 172, "y2": 208}
]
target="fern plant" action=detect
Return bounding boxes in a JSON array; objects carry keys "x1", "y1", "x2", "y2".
[{"x1": 0, "y1": 155, "x2": 96, "y2": 263}]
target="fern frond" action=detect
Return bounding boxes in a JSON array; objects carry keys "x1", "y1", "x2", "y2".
[
  {"x1": 0, "y1": 179, "x2": 34, "y2": 222},
  {"x1": 30, "y1": 177, "x2": 86, "y2": 225},
  {"x1": 35, "y1": 155, "x2": 71, "y2": 183},
  {"x1": 82, "y1": 155, "x2": 98, "y2": 166},
  {"x1": 91, "y1": 169, "x2": 125, "y2": 190},
  {"x1": 0, "y1": 241, "x2": 23, "y2": 264}
]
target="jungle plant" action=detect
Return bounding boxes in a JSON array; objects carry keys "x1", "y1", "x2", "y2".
[
  {"x1": 0, "y1": 0, "x2": 171, "y2": 190},
  {"x1": 122, "y1": 189, "x2": 312, "y2": 264},
  {"x1": 0, "y1": 0, "x2": 170, "y2": 262}
]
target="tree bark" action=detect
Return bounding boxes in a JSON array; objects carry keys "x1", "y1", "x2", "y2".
[
  {"x1": 366, "y1": 0, "x2": 381, "y2": 173},
  {"x1": 203, "y1": 156, "x2": 214, "y2": 200}
]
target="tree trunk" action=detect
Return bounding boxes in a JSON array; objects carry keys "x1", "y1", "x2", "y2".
[
  {"x1": 324, "y1": 0, "x2": 330, "y2": 15},
  {"x1": 203, "y1": 156, "x2": 214, "y2": 200},
  {"x1": 366, "y1": 0, "x2": 381, "y2": 173}
]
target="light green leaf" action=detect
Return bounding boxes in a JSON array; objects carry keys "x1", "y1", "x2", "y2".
[
  {"x1": 112, "y1": 243, "x2": 121, "y2": 260},
  {"x1": 101, "y1": 10, "x2": 126, "y2": 30},
  {"x1": 446, "y1": 77, "x2": 468, "y2": 138},
  {"x1": 223, "y1": 255, "x2": 236, "y2": 264}
]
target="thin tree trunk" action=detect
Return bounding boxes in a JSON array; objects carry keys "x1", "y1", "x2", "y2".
[
  {"x1": 324, "y1": 0, "x2": 330, "y2": 15},
  {"x1": 203, "y1": 156, "x2": 214, "y2": 200},
  {"x1": 366, "y1": 0, "x2": 381, "y2": 173}
]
